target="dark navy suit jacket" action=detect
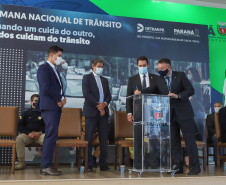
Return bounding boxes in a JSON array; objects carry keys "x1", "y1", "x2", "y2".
[
  {"x1": 82, "y1": 73, "x2": 111, "y2": 117},
  {"x1": 36, "y1": 62, "x2": 63, "y2": 111},
  {"x1": 126, "y1": 73, "x2": 158, "y2": 114},
  {"x1": 219, "y1": 107, "x2": 226, "y2": 143},
  {"x1": 142, "y1": 71, "x2": 194, "y2": 121}
]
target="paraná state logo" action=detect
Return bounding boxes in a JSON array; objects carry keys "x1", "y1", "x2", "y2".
[
  {"x1": 217, "y1": 22, "x2": 226, "y2": 36},
  {"x1": 154, "y1": 110, "x2": 161, "y2": 120}
]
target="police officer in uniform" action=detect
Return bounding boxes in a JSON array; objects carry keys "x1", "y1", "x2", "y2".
[{"x1": 15, "y1": 94, "x2": 45, "y2": 170}]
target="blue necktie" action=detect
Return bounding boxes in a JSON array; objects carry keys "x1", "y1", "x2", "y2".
[
  {"x1": 142, "y1": 74, "x2": 146, "y2": 89},
  {"x1": 166, "y1": 77, "x2": 171, "y2": 92},
  {"x1": 96, "y1": 75, "x2": 104, "y2": 103}
]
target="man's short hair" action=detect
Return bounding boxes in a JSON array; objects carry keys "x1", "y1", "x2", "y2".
[
  {"x1": 92, "y1": 58, "x2": 105, "y2": 66},
  {"x1": 48, "y1": 46, "x2": 63, "y2": 57},
  {"x1": 158, "y1": 58, "x2": 171, "y2": 66},
  {"x1": 214, "y1": 101, "x2": 223, "y2": 106},
  {"x1": 30, "y1": 94, "x2": 39, "y2": 101},
  {"x1": 137, "y1": 56, "x2": 148, "y2": 65}
]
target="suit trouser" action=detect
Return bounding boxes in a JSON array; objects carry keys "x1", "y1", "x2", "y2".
[
  {"x1": 134, "y1": 124, "x2": 160, "y2": 169},
  {"x1": 16, "y1": 133, "x2": 45, "y2": 158},
  {"x1": 85, "y1": 114, "x2": 108, "y2": 167},
  {"x1": 41, "y1": 109, "x2": 61, "y2": 168},
  {"x1": 171, "y1": 117, "x2": 200, "y2": 169},
  {"x1": 134, "y1": 124, "x2": 142, "y2": 168}
]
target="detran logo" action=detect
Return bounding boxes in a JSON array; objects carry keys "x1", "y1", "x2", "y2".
[{"x1": 137, "y1": 23, "x2": 144, "y2": 32}]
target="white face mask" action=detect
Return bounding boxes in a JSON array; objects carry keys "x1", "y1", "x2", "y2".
[
  {"x1": 95, "y1": 67, "x2": 103, "y2": 75},
  {"x1": 187, "y1": 74, "x2": 193, "y2": 81},
  {"x1": 62, "y1": 63, "x2": 68, "y2": 70},
  {"x1": 214, "y1": 107, "x2": 221, "y2": 113},
  {"x1": 55, "y1": 57, "x2": 64, "y2": 66}
]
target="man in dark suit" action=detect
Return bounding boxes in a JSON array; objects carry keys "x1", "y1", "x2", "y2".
[
  {"x1": 219, "y1": 106, "x2": 226, "y2": 143},
  {"x1": 36, "y1": 46, "x2": 67, "y2": 176},
  {"x1": 206, "y1": 101, "x2": 223, "y2": 166},
  {"x1": 126, "y1": 56, "x2": 157, "y2": 169},
  {"x1": 136, "y1": 58, "x2": 201, "y2": 175},
  {"x1": 82, "y1": 58, "x2": 111, "y2": 172}
]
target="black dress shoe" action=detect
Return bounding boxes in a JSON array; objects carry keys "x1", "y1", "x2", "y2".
[
  {"x1": 88, "y1": 166, "x2": 93, "y2": 172},
  {"x1": 187, "y1": 168, "x2": 201, "y2": 175},
  {"x1": 40, "y1": 167, "x2": 62, "y2": 176},
  {"x1": 172, "y1": 166, "x2": 183, "y2": 174},
  {"x1": 100, "y1": 165, "x2": 110, "y2": 171}
]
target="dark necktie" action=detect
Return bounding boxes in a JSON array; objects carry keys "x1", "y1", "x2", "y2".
[{"x1": 143, "y1": 74, "x2": 146, "y2": 89}]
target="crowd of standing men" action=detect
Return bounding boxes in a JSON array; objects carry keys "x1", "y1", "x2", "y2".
[{"x1": 16, "y1": 45, "x2": 217, "y2": 176}]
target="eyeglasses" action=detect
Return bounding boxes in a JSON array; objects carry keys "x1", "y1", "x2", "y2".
[
  {"x1": 157, "y1": 66, "x2": 168, "y2": 71},
  {"x1": 33, "y1": 100, "x2": 38, "y2": 102}
]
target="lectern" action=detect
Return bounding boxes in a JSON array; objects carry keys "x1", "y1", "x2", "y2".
[{"x1": 127, "y1": 94, "x2": 175, "y2": 176}]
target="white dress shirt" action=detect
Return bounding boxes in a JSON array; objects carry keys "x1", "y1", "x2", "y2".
[{"x1": 139, "y1": 72, "x2": 150, "y2": 88}]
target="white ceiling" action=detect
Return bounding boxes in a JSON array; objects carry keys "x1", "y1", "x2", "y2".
[{"x1": 157, "y1": 0, "x2": 226, "y2": 9}]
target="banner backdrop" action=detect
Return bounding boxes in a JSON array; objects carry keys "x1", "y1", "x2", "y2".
[
  {"x1": 0, "y1": 4, "x2": 209, "y2": 163},
  {"x1": 90, "y1": 0, "x2": 226, "y2": 107}
]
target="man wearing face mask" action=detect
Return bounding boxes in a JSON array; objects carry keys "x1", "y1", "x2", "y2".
[
  {"x1": 36, "y1": 45, "x2": 67, "y2": 176},
  {"x1": 206, "y1": 102, "x2": 223, "y2": 166},
  {"x1": 82, "y1": 58, "x2": 111, "y2": 172},
  {"x1": 126, "y1": 56, "x2": 157, "y2": 169},
  {"x1": 15, "y1": 94, "x2": 45, "y2": 170},
  {"x1": 136, "y1": 58, "x2": 201, "y2": 175}
]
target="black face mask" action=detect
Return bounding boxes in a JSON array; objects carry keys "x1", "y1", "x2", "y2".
[
  {"x1": 33, "y1": 103, "x2": 37, "y2": 107},
  {"x1": 158, "y1": 68, "x2": 169, "y2": 77}
]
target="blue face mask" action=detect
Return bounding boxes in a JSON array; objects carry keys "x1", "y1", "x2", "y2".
[
  {"x1": 95, "y1": 67, "x2": 103, "y2": 75},
  {"x1": 158, "y1": 68, "x2": 169, "y2": 77},
  {"x1": 139, "y1": 67, "x2": 147, "y2": 74}
]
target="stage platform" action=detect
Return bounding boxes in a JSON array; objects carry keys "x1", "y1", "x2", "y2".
[{"x1": 0, "y1": 164, "x2": 226, "y2": 185}]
